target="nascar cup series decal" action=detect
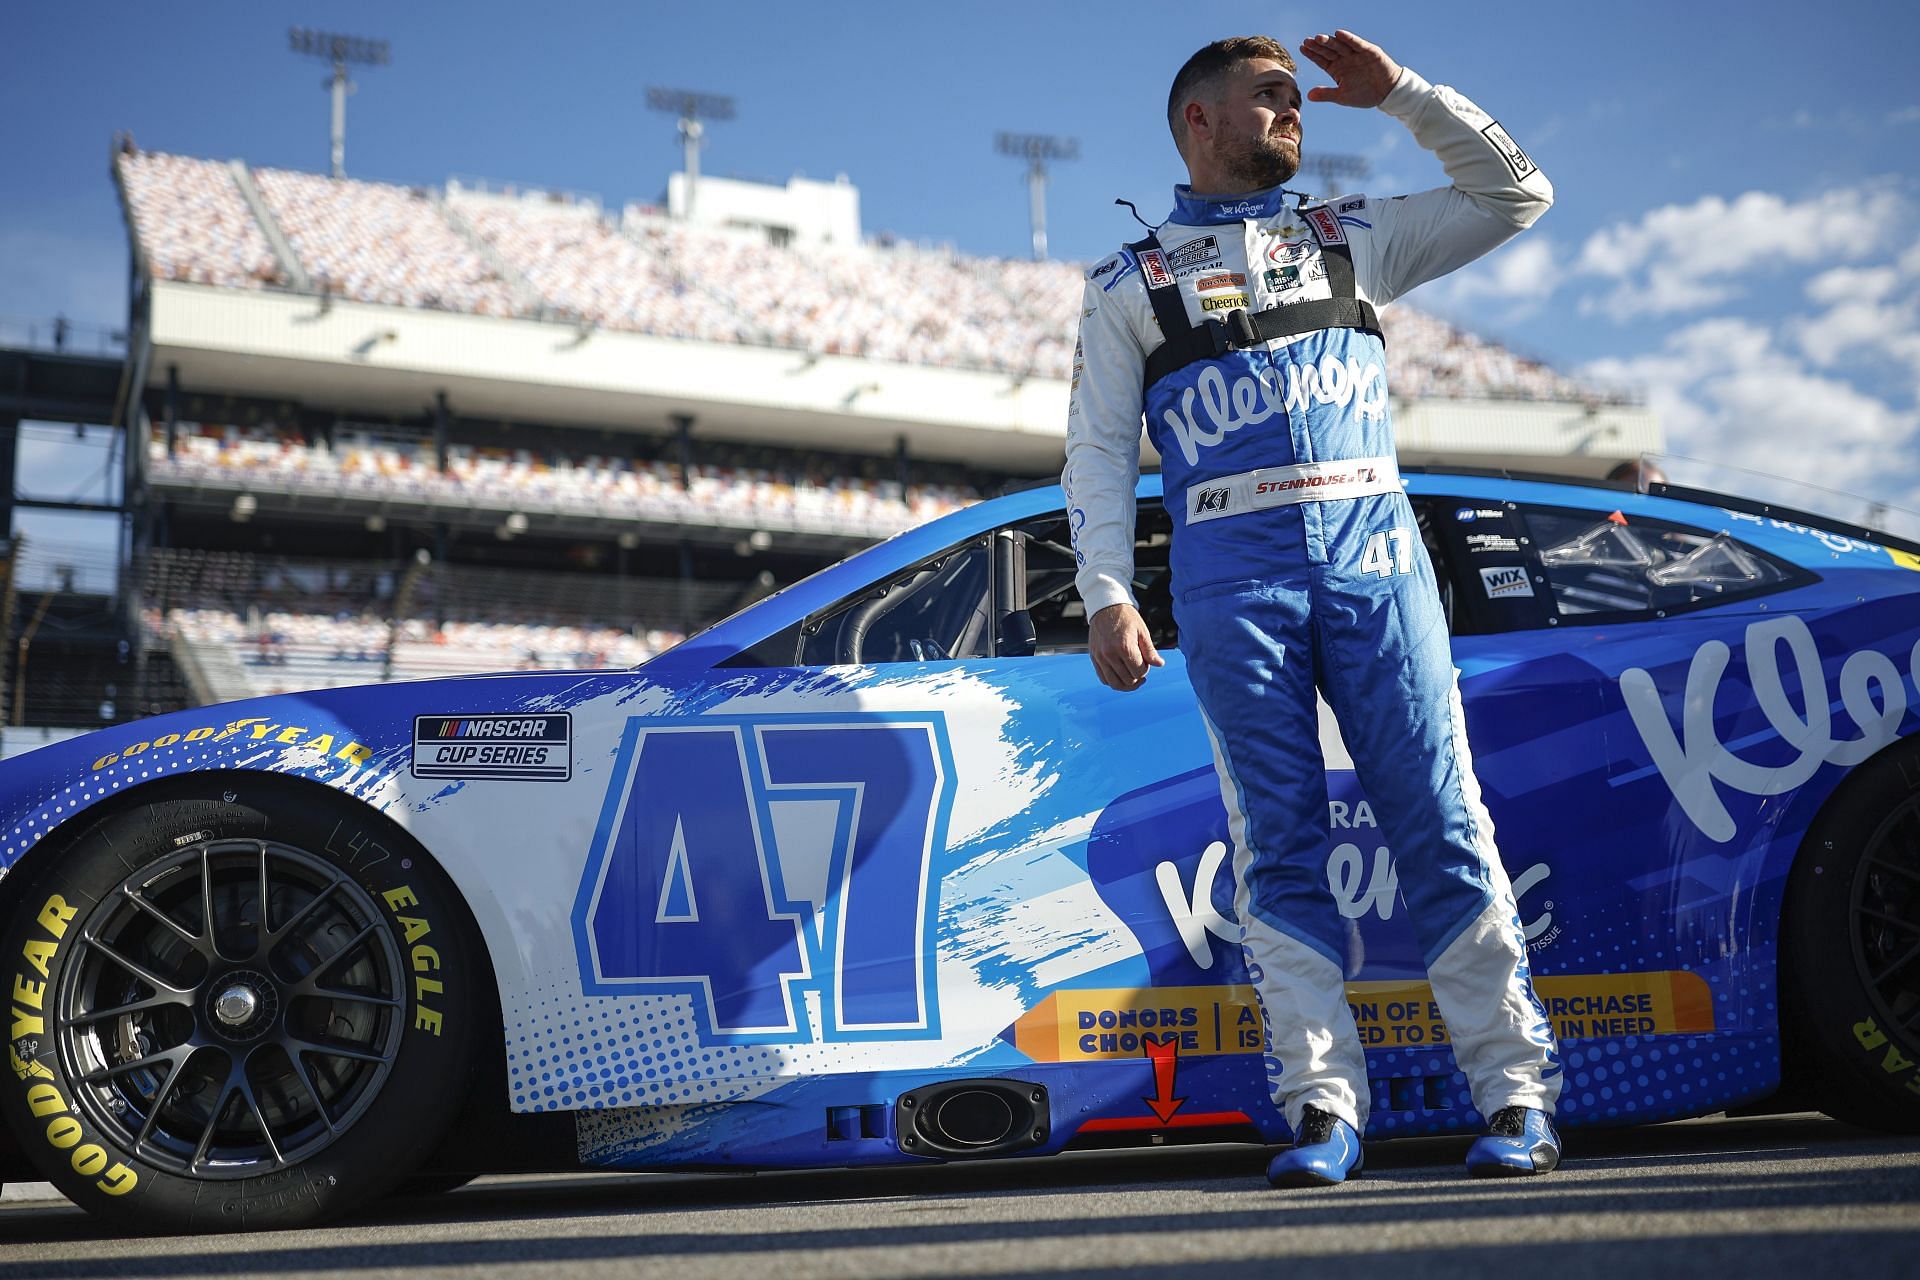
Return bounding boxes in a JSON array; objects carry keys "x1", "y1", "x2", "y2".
[{"x1": 412, "y1": 713, "x2": 572, "y2": 781}]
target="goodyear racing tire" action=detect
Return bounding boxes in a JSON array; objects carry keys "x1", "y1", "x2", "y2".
[
  {"x1": 0, "y1": 775, "x2": 481, "y2": 1231},
  {"x1": 1783, "y1": 738, "x2": 1920, "y2": 1131}
]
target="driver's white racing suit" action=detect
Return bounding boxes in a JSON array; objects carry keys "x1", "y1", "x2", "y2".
[{"x1": 1064, "y1": 65, "x2": 1563, "y2": 1136}]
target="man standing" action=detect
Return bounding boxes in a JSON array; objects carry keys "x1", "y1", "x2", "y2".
[{"x1": 1063, "y1": 30, "x2": 1562, "y2": 1187}]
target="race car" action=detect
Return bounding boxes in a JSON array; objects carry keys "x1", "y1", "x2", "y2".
[{"x1": 1, "y1": 468, "x2": 1916, "y2": 1232}]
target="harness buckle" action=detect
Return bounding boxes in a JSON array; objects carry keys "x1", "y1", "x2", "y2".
[
  {"x1": 1202, "y1": 315, "x2": 1232, "y2": 358},
  {"x1": 1227, "y1": 307, "x2": 1260, "y2": 349}
]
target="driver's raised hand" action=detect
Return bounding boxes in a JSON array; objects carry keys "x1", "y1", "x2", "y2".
[{"x1": 1298, "y1": 30, "x2": 1403, "y2": 109}]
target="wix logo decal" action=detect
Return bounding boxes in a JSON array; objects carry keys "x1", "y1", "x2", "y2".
[{"x1": 1478, "y1": 565, "x2": 1535, "y2": 599}]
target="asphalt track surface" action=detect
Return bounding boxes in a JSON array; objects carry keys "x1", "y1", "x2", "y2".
[{"x1": 0, "y1": 1112, "x2": 1916, "y2": 1279}]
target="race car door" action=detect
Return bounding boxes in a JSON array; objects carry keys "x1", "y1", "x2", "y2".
[{"x1": 563, "y1": 506, "x2": 1229, "y2": 1121}]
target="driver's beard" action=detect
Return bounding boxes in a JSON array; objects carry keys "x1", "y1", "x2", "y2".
[{"x1": 1216, "y1": 118, "x2": 1301, "y2": 190}]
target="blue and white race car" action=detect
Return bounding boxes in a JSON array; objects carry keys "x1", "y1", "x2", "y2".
[{"x1": 2, "y1": 469, "x2": 1917, "y2": 1231}]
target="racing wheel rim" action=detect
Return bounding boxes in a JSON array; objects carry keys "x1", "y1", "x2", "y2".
[
  {"x1": 53, "y1": 838, "x2": 406, "y2": 1180},
  {"x1": 1849, "y1": 793, "x2": 1920, "y2": 1048}
]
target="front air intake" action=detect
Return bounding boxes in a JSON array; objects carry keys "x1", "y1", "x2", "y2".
[{"x1": 895, "y1": 1078, "x2": 1049, "y2": 1159}]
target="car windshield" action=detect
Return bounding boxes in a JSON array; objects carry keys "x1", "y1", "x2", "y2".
[
  {"x1": 651, "y1": 520, "x2": 952, "y2": 663},
  {"x1": 1532, "y1": 508, "x2": 1794, "y2": 614}
]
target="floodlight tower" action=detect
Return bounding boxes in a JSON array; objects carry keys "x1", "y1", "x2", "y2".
[
  {"x1": 648, "y1": 87, "x2": 735, "y2": 220},
  {"x1": 288, "y1": 27, "x2": 390, "y2": 179},
  {"x1": 997, "y1": 133, "x2": 1078, "y2": 262}
]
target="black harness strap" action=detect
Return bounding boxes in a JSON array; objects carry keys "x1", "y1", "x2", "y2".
[
  {"x1": 1131, "y1": 213, "x2": 1384, "y2": 393},
  {"x1": 1126, "y1": 234, "x2": 1204, "y2": 385}
]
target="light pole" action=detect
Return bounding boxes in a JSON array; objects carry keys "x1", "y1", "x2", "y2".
[
  {"x1": 288, "y1": 28, "x2": 390, "y2": 179},
  {"x1": 1296, "y1": 152, "x2": 1370, "y2": 198},
  {"x1": 648, "y1": 87, "x2": 735, "y2": 221},
  {"x1": 996, "y1": 133, "x2": 1078, "y2": 262}
]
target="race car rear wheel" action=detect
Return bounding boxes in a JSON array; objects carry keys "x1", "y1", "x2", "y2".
[
  {"x1": 0, "y1": 776, "x2": 481, "y2": 1231},
  {"x1": 1783, "y1": 739, "x2": 1920, "y2": 1131}
]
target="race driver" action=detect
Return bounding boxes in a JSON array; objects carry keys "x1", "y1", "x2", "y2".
[{"x1": 1063, "y1": 30, "x2": 1563, "y2": 1186}]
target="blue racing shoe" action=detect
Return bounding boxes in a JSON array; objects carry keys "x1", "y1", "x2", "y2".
[
  {"x1": 1266, "y1": 1105, "x2": 1364, "y2": 1187},
  {"x1": 1465, "y1": 1106, "x2": 1561, "y2": 1177}
]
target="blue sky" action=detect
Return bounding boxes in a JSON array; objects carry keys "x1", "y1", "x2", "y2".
[{"x1": 5, "y1": 0, "x2": 1919, "y2": 552}]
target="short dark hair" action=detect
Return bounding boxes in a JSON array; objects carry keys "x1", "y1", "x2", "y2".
[{"x1": 1167, "y1": 36, "x2": 1296, "y2": 152}]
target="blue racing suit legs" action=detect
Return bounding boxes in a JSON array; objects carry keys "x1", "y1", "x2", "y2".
[
  {"x1": 1179, "y1": 479, "x2": 1560, "y2": 1134},
  {"x1": 1063, "y1": 65, "x2": 1564, "y2": 1137}
]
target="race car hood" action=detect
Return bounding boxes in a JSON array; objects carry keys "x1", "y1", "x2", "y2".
[{"x1": 0, "y1": 673, "x2": 612, "y2": 875}]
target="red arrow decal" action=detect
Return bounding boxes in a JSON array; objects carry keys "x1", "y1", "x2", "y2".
[{"x1": 1143, "y1": 1033, "x2": 1186, "y2": 1124}]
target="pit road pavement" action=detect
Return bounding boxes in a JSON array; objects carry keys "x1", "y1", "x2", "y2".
[{"x1": 1, "y1": 1112, "x2": 1916, "y2": 1279}]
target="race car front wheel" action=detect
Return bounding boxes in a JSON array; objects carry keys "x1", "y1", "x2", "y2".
[
  {"x1": 0, "y1": 776, "x2": 481, "y2": 1231},
  {"x1": 1783, "y1": 738, "x2": 1920, "y2": 1131}
]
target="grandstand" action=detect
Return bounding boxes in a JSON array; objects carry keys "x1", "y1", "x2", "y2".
[
  {"x1": 0, "y1": 140, "x2": 1661, "y2": 730},
  {"x1": 143, "y1": 549, "x2": 710, "y2": 701},
  {"x1": 118, "y1": 146, "x2": 1613, "y2": 399}
]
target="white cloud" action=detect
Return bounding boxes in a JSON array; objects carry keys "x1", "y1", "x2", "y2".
[
  {"x1": 1664, "y1": 316, "x2": 1776, "y2": 370},
  {"x1": 1888, "y1": 106, "x2": 1920, "y2": 126},
  {"x1": 1578, "y1": 275, "x2": 1738, "y2": 320},
  {"x1": 1798, "y1": 298, "x2": 1910, "y2": 368},
  {"x1": 1580, "y1": 317, "x2": 1920, "y2": 510},
  {"x1": 1572, "y1": 185, "x2": 1906, "y2": 321},
  {"x1": 1797, "y1": 251, "x2": 1920, "y2": 384},
  {"x1": 1428, "y1": 235, "x2": 1560, "y2": 308},
  {"x1": 1570, "y1": 181, "x2": 1920, "y2": 524},
  {"x1": 1805, "y1": 265, "x2": 1899, "y2": 306}
]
